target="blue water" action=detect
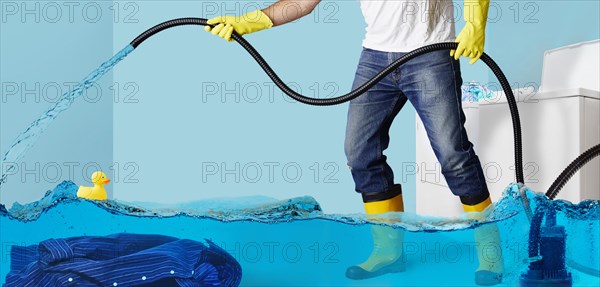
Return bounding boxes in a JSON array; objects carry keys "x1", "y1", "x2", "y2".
[
  {"x1": 1, "y1": 182, "x2": 598, "y2": 286},
  {"x1": 0, "y1": 45, "x2": 134, "y2": 188}
]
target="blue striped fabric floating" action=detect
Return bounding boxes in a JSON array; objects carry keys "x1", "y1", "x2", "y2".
[{"x1": 5, "y1": 233, "x2": 241, "y2": 287}]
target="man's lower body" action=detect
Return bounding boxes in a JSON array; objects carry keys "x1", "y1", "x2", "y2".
[{"x1": 344, "y1": 47, "x2": 503, "y2": 285}]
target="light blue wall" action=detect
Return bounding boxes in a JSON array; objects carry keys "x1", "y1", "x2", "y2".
[
  {"x1": 485, "y1": 1, "x2": 600, "y2": 90},
  {"x1": 1, "y1": 1, "x2": 114, "y2": 206}
]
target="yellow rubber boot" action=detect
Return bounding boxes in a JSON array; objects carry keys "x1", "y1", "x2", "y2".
[
  {"x1": 346, "y1": 187, "x2": 405, "y2": 280},
  {"x1": 463, "y1": 197, "x2": 504, "y2": 286}
]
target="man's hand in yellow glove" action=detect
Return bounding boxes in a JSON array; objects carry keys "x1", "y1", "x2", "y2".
[
  {"x1": 204, "y1": 10, "x2": 273, "y2": 42},
  {"x1": 451, "y1": 0, "x2": 489, "y2": 64}
]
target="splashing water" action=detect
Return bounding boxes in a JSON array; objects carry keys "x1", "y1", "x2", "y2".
[
  {"x1": 1, "y1": 182, "x2": 598, "y2": 286},
  {"x1": 0, "y1": 45, "x2": 134, "y2": 188}
]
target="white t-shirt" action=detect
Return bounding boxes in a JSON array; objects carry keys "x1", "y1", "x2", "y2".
[{"x1": 359, "y1": 0, "x2": 456, "y2": 52}]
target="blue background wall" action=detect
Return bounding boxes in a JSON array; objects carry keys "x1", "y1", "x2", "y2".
[
  {"x1": 2, "y1": 0, "x2": 599, "y2": 214},
  {"x1": 485, "y1": 1, "x2": 600, "y2": 90}
]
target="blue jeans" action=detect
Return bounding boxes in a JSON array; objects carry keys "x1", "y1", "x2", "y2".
[{"x1": 344, "y1": 47, "x2": 489, "y2": 205}]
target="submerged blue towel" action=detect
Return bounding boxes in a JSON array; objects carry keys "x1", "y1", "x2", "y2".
[{"x1": 5, "y1": 233, "x2": 241, "y2": 287}]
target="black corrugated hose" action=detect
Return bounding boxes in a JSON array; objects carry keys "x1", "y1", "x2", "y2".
[
  {"x1": 546, "y1": 144, "x2": 600, "y2": 200},
  {"x1": 130, "y1": 17, "x2": 525, "y2": 184}
]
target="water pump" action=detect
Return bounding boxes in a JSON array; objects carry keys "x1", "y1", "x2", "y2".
[
  {"x1": 520, "y1": 207, "x2": 572, "y2": 286},
  {"x1": 520, "y1": 144, "x2": 600, "y2": 286}
]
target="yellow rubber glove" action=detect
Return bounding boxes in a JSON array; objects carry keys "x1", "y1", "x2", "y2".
[
  {"x1": 451, "y1": 0, "x2": 489, "y2": 64},
  {"x1": 204, "y1": 10, "x2": 273, "y2": 42}
]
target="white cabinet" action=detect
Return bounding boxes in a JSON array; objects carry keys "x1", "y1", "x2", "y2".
[
  {"x1": 478, "y1": 89, "x2": 599, "y2": 203},
  {"x1": 416, "y1": 40, "x2": 600, "y2": 217}
]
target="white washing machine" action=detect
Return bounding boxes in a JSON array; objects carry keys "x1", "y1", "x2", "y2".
[{"x1": 416, "y1": 40, "x2": 600, "y2": 217}]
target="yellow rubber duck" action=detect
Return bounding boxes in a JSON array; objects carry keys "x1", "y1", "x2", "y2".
[{"x1": 77, "y1": 171, "x2": 110, "y2": 200}]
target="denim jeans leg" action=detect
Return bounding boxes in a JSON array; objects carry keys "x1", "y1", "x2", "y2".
[
  {"x1": 398, "y1": 50, "x2": 489, "y2": 203},
  {"x1": 344, "y1": 48, "x2": 407, "y2": 198}
]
